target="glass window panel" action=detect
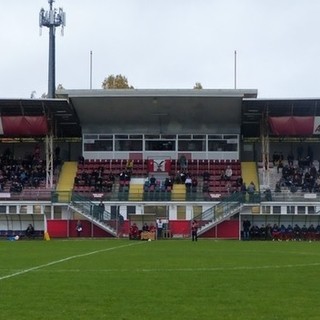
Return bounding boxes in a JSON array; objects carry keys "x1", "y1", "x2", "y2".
[
  {"x1": 145, "y1": 140, "x2": 175, "y2": 151},
  {"x1": 84, "y1": 140, "x2": 113, "y2": 151},
  {"x1": 83, "y1": 134, "x2": 98, "y2": 139},
  {"x1": 115, "y1": 140, "x2": 142, "y2": 151},
  {"x1": 178, "y1": 140, "x2": 205, "y2": 151},
  {"x1": 224, "y1": 135, "x2": 238, "y2": 139},
  {"x1": 193, "y1": 135, "x2": 205, "y2": 139},
  {"x1": 145, "y1": 135, "x2": 160, "y2": 139},
  {"x1": 99, "y1": 135, "x2": 113, "y2": 139},
  {"x1": 208, "y1": 140, "x2": 237, "y2": 151}
]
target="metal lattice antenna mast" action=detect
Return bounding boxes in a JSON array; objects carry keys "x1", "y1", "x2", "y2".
[{"x1": 39, "y1": 0, "x2": 66, "y2": 98}]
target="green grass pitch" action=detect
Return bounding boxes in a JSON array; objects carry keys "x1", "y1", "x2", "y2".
[{"x1": 1, "y1": 238, "x2": 320, "y2": 320}]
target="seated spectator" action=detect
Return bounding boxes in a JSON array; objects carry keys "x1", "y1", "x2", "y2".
[
  {"x1": 292, "y1": 173, "x2": 302, "y2": 187},
  {"x1": 102, "y1": 179, "x2": 113, "y2": 192},
  {"x1": 247, "y1": 181, "x2": 256, "y2": 201},
  {"x1": 179, "y1": 171, "x2": 186, "y2": 183},
  {"x1": 185, "y1": 175, "x2": 192, "y2": 192},
  {"x1": 191, "y1": 176, "x2": 198, "y2": 192},
  {"x1": 310, "y1": 165, "x2": 317, "y2": 180},
  {"x1": 272, "y1": 151, "x2": 280, "y2": 166},
  {"x1": 26, "y1": 224, "x2": 35, "y2": 238},
  {"x1": 224, "y1": 165, "x2": 233, "y2": 180},
  {"x1": 277, "y1": 158, "x2": 283, "y2": 173},
  {"x1": 78, "y1": 155, "x2": 85, "y2": 165},
  {"x1": 126, "y1": 159, "x2": 133, "y2": 172},
  {"x1": 129, "y1": 223, "x2": 139, "y2": 240},
  {"x1": 142, "y1": 223, "x2": 149, "y2": 232},
  {"x1": 316, "y1": 224, "x2": 320, "y2": 240},
  {"x1": 301, "y1": 225, "x2": 308, "y2": 240},
  {"x1": 149, "y1": 223, "x2": 156, "y2": 233},
  {"x1": 266, "y1": 224, "x2": 273, "y2": 240},
  {"x1": 144, "y1": 179, "x2": 150, "y2": 192},
  {"x1": 259, "y1": 224, "x2": 266, "y2": 240},
  {"x1": 202, "y1": 181, "x2": 209, "y2": 193},
  {"x1": 314, "y1": 177, "x2": 320, "y2": 192},
  {"x1": 293, "y1": 224, "x2": 301, "y2": 241},
  {"x1": 275, "y1": 181, "x2": 281, "y2": 192},
  {"x1": 236, "y1": 176, "x2": 243, "y2": 187},
  {"x1": 10, "y1": 181, "x2": 23, "y2": 193},
  {"x1": 280, "y1": 224, "x2": 286, "y2": 240},
  {"x1": 149, "y1": 175, "x2": 156, "y2": 186},
  {"x1": 179, "y1": 154, "x2": 187, "y2": 170},
  {"x1": 272, "y1": 224, "x2": 281, "y2": 241},
  {"x1": 164, "y1": 177, "x2": 173, "y2": 191},
  {"x1": 203, "y1": 171, "x2": 210, "y2": 181},
  {"x1": 264, "y1": 188, "x2": 272, "y2": 201},
  {"x1": 286, "y1": 224, "x2": 294, "y2": 241},
  {"x1": 108, "y1": 172, "x2": 115, "y2": 183},
  {"x1": 287, "y1": 152, "x2": 294, "y2": 166},
  {"x1": 308, "y1": 224, "x2": 316, "y2": 241},
  {"x1": 175, "y1": 171, "x2": 182, "y2": 184},
  {"x1": 119, "y1": 170, "x2": 130, "y2": 182},
  {"x1": 250, "y1": 225, "x2": 260, "y2": 240}
]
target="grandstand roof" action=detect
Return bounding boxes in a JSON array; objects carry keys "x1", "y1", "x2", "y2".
[
  {"x1": 4, "y1": 90, "x2": 320, "y2": 139},
  {"x1": 242, "y1": 98, "x2": 320, "y2": 137},
  {"x1": 0, "y1": 98, "x2": 81, "y2": 138},
  {"x1": 57, "y1": 89, "x2": 258, "y2": 134}
]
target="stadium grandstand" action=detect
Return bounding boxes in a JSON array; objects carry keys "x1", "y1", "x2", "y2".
[{"x1": 1, "y1": 88, "x2": 320, "y2": 241}]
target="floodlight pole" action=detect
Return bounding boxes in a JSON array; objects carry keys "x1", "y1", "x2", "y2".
[
  {"x1": 234, "y1": 50, "x2": 237, "y2": 90},
  {"x1": 39, "y1": 0, "x2": 66, "y2": 98}
]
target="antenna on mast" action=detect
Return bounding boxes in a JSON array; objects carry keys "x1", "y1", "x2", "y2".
[{"x1": 39, "y1": 0, "x2": 66, "y2": 98}]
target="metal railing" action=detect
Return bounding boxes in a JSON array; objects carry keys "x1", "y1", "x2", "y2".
[
  {"x1": 69, "y1": 193, "x2": 117, "y2": 236},
  {"x1": 51, "y1": 190, "x2": 263, "y2": 203},
  {"x1": 0, "y1": 188, "x2": 317, "y2": 204},
  {"x1": 194, "y1": 192, "x2": 243, "y2": 235}
]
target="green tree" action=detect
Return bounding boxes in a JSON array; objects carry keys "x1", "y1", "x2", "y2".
[
  {"x1": 193, "y1": 82, "x2": 203, "y2": 89},
  {"x1": 102, "y1": 74, "x2": 134, "y2": 89}
]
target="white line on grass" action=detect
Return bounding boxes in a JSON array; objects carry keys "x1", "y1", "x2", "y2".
[
  {"x1": 23, "y1": 262, "x2": 320, "y2": 274},
  {"x1": 0, "y1": 241, "x2": 144, "y2": 282},
  {"x1": 137, "y1": 262, "x2": 320, "y2": 273}
]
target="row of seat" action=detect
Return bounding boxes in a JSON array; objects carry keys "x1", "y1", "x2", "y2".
[{"x1": 75, "y1": 158, "x2": 241, "y2": 175}]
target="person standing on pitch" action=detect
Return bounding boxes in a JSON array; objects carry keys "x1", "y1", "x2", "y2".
[
  {"x1": 191, "y1": 220, "x2": 198, "y2": 241},
  {"x1": 156, "y1": 218, "x2": 163, "y2": 239},
  {"x1": 76, "y1": 220, "x2": 83, "y2": 237}
]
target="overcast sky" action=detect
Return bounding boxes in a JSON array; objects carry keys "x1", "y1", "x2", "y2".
[{"x1": 1, "y1": 0, "x2": 320, "y2": 99}]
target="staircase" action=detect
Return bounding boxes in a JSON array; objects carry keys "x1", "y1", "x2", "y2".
[
  {"x1": 241, "y1": 162, "x2": 259, "y2": 190},
  {"x1": 128, "y1": 178, "x2": 144, "y2": 201},
  {"x1": 171, "y1": 183, "x2": 186, "y2": 201},
  {"x1": 68, "y1": 193, "x2": 117, "y2": 237},
  {"x1": 195, "y1": 193, "x2": 243, "y2": 236},
  {"x1": 56, "y1": 161, "x2": 78, "y2": 202}
]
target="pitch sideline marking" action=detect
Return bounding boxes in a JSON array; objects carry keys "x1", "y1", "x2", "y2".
[
  {"x1": 6, "y1": 262, "x2": 320, "y2": 275},
  {"x1": 0, "y1": 241, "x2": 144, "y2": 282}
]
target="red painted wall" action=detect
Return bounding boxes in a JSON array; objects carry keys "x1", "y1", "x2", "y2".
[
  {"x1": 47, "y1": 219, "x2": 238, "y2": 239},
  {"x1": 201, "y1": 220, "x2": 239, "y2": 239},
  {"x1": 169, "y1": 220, "x2": 190, "y2": 236},
  {"x1": 168, "y1": 220, "x2": 239, "y2": 239},
  {"x1": 47, "y1": 220, "x2": 114, "y2": 238}
]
